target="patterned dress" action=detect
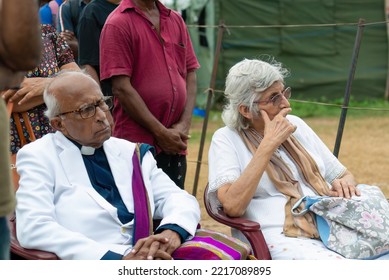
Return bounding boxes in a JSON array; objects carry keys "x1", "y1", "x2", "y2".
[{"x1": 10, "y1": 24, "x2": 74, "y2": 154}]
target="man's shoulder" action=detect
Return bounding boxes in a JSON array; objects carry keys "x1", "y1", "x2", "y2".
[
  {"x1": 106, "y1": 137, "x2": 135, "y2": 149},
  {"x1": 18, "y1": 133, "x2": 55, "y2": 153}
]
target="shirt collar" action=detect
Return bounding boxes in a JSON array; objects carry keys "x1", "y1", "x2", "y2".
[{"x1": 119, "y1": 0, "x2": 171, "y2": 16}]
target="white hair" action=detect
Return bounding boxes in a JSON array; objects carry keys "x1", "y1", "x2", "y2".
[
  {"x1": 43, "y1": 87, "x2": 61, "y2": 119},
  {"x1": 221, "y1": 57, "x2": 290, "y2": 131}
]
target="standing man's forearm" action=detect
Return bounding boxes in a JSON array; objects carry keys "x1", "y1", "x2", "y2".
[
  {"x1": 81, "y1": 65, "x2": 100, "y2": 87},
  {"x1": 173, "y1": 71, "x2": 197, "y2": 134},
  {"x1": 111, "y1": 75, "x2": 165, "y2": 135}
]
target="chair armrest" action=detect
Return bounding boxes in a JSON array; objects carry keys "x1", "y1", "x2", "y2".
[
  {"x1": 203, "y1": 185, "x2": 271, "y2": 260},
  {"x1": 213, "y1": 206, "x2": 271, "y2": 260},
  {"x1": 214, "y1": 208, "x2": 261, "y2": 232}
]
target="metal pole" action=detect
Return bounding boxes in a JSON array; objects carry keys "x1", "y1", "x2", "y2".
[
  {"x1": 192, "y1": 21, "x2": 225, "y2": 197},
  {"x1": 385, "y1": 0, "x2": 389, "y2": 101},
  {"x1": 333, "y1": 18, "x2": 365, "y2": 158}
]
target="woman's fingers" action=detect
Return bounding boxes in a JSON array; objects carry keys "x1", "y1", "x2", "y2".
[{"x1": 330, "y1": 179, "x2": 360, "y2": 199}]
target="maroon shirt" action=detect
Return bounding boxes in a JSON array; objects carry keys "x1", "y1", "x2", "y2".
[{"x1": 100, "y1": 0, "x2": 200, "y2": 149}]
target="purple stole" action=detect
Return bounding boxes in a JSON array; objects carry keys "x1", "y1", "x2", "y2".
[{"x1": 131, "y1": 150, "x2": 153, "y2": 245}]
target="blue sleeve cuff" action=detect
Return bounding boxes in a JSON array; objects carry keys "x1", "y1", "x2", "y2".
[
  {"x1": 155, "y1": 224, "x2": 190, "y2": 243},
  {"x1": 100, "y1": 250, "x2": 123, "y2": 260}
]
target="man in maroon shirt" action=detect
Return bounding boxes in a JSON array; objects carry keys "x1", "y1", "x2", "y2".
[{"x1": 100, "y1": 0, "x2": 199, "y2": 189}]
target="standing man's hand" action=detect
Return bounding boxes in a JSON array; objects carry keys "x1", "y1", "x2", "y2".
[{"x1": 155, "y1": 127, "x2": 187, "y2": 154}]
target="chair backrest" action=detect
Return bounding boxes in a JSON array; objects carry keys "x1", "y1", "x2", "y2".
[{"x1": 203, "y1": 183, "x2": 272, "y2": 260}]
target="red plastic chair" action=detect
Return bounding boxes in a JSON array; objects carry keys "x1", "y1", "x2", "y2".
[{"x1": 203, "y1": 183, "x2": 272, "y2": 260}]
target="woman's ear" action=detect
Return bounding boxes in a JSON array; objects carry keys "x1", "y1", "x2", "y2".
[{"x1": 238, "y1": 104, "x2": 252, "y2": 119}]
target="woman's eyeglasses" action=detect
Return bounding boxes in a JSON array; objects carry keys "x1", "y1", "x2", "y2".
[
  {"x1": 253, "y1": 87, "x2": 291, "y2": 107},
  {"x1": 58, "y1": 96, "x2": 113, "y2": 119}
]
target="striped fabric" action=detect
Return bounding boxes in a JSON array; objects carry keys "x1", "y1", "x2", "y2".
[{"x1": 172, "y1": 229, "x2": 253, "y2": 260}]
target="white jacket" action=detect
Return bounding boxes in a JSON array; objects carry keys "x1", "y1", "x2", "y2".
[{"x1": 15, "y1": 131, "x2": 200, "y2": 259}]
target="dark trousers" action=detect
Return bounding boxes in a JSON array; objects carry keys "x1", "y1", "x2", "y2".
[{"x1": 155, "y1": 153, "x2": 187, "y2": 190}]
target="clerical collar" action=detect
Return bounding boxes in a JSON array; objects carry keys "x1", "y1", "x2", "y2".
[
  {"x1": 81, "y1": 146, "x2": 95, "y2": 155},
  {"x1": 67, "y1": 138, "x2": 98, "y2": 155}
]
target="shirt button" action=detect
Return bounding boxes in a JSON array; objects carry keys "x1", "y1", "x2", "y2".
[
  {"x1": 121, "y1": 227, "x2": 126, "y2": 233},
  {"x1": 168, "y1": 66, "x2": 172, "y2": 70}
]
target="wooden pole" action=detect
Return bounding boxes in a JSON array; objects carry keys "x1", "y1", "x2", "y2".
[
  {"x1": 333, "y1": 18, "x2": 365, "y2": 157},
  {"x1": 192, "y1": 21, "x2": 225, "y2": 197}
]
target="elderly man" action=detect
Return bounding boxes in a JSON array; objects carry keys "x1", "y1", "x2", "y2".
[{"x1": 15, "y1": 71, "x2": 200, "y2": 260}]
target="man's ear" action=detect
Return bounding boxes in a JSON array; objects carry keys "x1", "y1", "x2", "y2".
[{"x1": 50, "y1": 117, "x2": 65, "y2": 132}]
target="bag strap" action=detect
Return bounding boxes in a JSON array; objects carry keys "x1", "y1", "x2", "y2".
[
  {"x1": 132, "y1": 143, "x2": 154, "y2": 245},
  {"x1": 12, "y1": 111, "x2": 36, "y2": 147}
]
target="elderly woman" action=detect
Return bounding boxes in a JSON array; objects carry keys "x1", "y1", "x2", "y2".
[{"x1": 207, "y1": 58, "x2": 389, "y2": 260}]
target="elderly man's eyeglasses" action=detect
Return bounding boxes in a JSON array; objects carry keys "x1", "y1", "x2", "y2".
[
  {"x1": 253, "y1": 87, "x2": 292, "y2": 107},
  {"x1": 58, "y1": 96, "x2": 113, "y2": 119}
]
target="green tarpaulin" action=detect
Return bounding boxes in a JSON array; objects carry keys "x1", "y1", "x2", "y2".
[{"x1": 183, "y1": 0, "x2": 388, "y2": 107}]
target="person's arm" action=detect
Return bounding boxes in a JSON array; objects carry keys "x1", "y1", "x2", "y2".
[
  {"x1": 60, "y1": 30, "x2": 78, "y2": 60},
  {"x1": 82, "y1": 65, "x2": 100, "y2": 86},
  {"x1": 171, "y1": 71, "x2": 197, "y2": 137},
  {"x1": 0, "y1": 0, "x2": 41, "y2": 70},
  {"x1": 290, "y1": 115, "x2": 360, "y2": 199},
  {"x1": 4, "y1": 25, "x2": 80, "y2": 111},
  {"x1": 170, "y1": 21, "x2": 199, "y2": 138},
  {"x1": 57, "y1": 3, "x2": 79, "y2": 59},
  {"x1": 4, "y1": 62, "x2": 79, "y2": 112},
  {"x1": 111, "y1": 76, "x2": 187, "y2": 154}
]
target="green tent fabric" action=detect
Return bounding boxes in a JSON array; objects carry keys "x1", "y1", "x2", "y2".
[{"x1": 183, "y1": 0, "x2": 388, "y2": 107}]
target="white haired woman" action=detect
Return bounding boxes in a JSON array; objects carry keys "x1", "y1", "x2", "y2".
[{"x1": 207, "y1": 57, "x2": 389, "y2": 260}]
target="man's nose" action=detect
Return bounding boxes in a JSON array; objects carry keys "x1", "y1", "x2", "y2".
[{"x1": 95, "y1": 106, "x2": 107, "y2": 120}]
